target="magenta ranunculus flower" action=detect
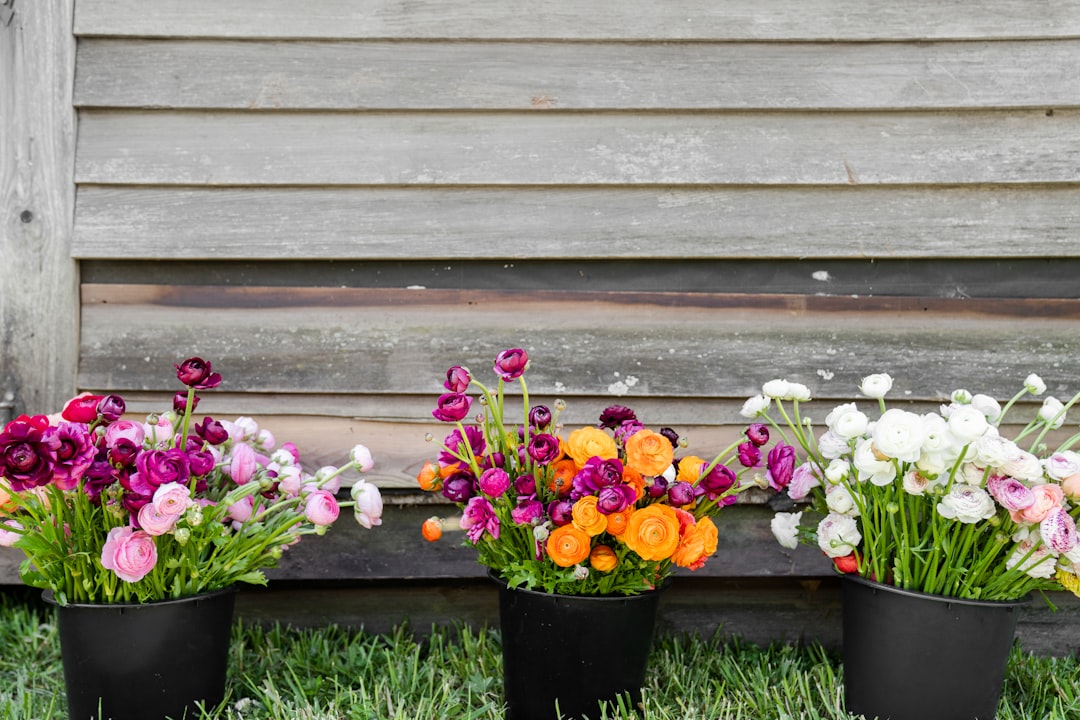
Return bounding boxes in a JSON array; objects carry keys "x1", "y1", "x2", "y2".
[
  {"x1": 461, "y1": 496, "x2": 500, "y2": 542},
  {"x1": 647, "y1": 475, "x2": 669, "y2": 499},
  {"x1": 136, "y1": 448, "x2": 191, "y2": 489},
  {"x1": 598, "y1": 405, "x2": 636, "y2": 430},
  {"x1": 175, "y1": 357, "x2": 222, "y2": 390},
  {"x1": 52, "y1": 422, "x2": 97, "y2": 491},
  {"x1": 514, "y1": 473, "x2": 536, "y2": 495},
  {"x1": 172, "y1": 390, "x2": 199, "y2": 414},
  {"x1": 444, "y1": 366, "x2": 471, "y2": 393},
  {"x1": 431, "y1": 392, "x2": 473, "y2": 423},
  {"x1": 746, "y1": 423, "x2": 770, "y2": 447},
  {"x1": 478, "y1": 467, "x2": 512, "y2": 497},
  {"x1": 493, "y1": 348, "x2": 529, "y2": 381},
  {"x1": 305, "y1": 490, "x2": 340, "y2": 526},
  {"x1": 668, "y1": 481, "x2": 696, "y2": 507},
  {"x1": 95, "y1": 395, "x2": 126, "y2": 423},
  {"x1": 195, "y1": 416, "x2": 229, "y2": 445},
  {"x1": 737, "y1": 442, "x2": 762, "y2": 468},
  {"x1": 100, "y1": 526, "x2": 158, "y2": 583},
  {"x1": 699, "y1": 462, "x2": 738, "y2": 501},
  {"x1": 187, "y1": 449, "x2": 216, "y2": 477},
  {"x1": 0, "y1": 415, "x2": 60, "y2": 491},
  {"x1": 548, "y1": 499, "x2": 574, "y2": 526},
  {"x1": 441, "y1": 471, "x2": 476, "y2": 503},
  {"x1": 572, "y1": 456, "x2": 624, "y2": 497},
  {"x1": 526, "y1": 433, "x2": 561, "y2": 465},
  {"x1": 987, "y1": 475, "x2": 1036, "y2": 512},
  {"x1": 529, "y1": 405, "x2": 553, "y2": 429},
  {"x1": 511, "y1": 497, "x2": 544, "y2": 525},
  {"x1": 597, "y1": 484, "x2": 636, "y2": 514},
  {"x1": 439, "y1": 426, "x2": 486, "y2": 467},
  {"x1": 766, "y1": 444, "x2": 796, "y2": 491}
]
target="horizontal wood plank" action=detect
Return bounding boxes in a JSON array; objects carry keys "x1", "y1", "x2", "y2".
[
  {"x1": 74, "y1": 39, "x2": 1080, "y2": 111},
  {"x1": 73, "y1": 0, "x2": 1080, "y2": 41},
  {"x1": 74, "y1": 110, "x2": 1080, "y2": 186}
]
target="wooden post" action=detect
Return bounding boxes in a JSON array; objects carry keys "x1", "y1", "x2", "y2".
[{"x1": 0, "y1": 0, "x2": 79, "y2": 419}]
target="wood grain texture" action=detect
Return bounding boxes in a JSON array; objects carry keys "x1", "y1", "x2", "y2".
[
  {"x1": 74, "y1": 38, "x2": 1080, "y2": 111},
  {"x1": 74, "y1": 109, "x2": 1079, "y2": 186},
  {"x1": 73, "y1": 0, "x2": 1080, "y2": 41},
  {"x1": 0, "y1": 1, "x2": 79, "y2": 418}
]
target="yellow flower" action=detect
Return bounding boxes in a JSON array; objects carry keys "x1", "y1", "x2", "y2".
[{"x1": 1057, "y1": 569, "x2": 1080, "y2": 598}]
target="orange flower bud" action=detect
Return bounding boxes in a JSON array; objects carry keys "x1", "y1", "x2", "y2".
[
  {"x1": 548, "y1": 458, "x2": 577, "y2": 497},
  {"x1": 421, "y1": 517, "x2": 443, "y2": 542},
  {"x1": 546, "y1": 525, "x2": 591, "y2": 567},
  {"x1": 590, "y1": 544, "x2": 618, "y2": 572},
  {"x1": 417, "y1": 461, "x2": 441, "y2": 491}
]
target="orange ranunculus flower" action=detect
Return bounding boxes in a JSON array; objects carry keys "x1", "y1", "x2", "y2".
[
  {"x1": 571, "y1": 496, "x2": 608, "y2": 536},
  {"x1": 672, "y1": 515, "x2": 718, "y2": 571},
  {"x1": 0, "y1": 485, "x2": 16, "y2": 514},
  {"x1": 624, "y1": 429, "x2": 674, "y2": 477},
  {"x1": 590, "y1": 544, "x2": 618, "y2": 572},
  {"x1": 676, "y1": 455, "x2": 706, "y2": 484},
  {"x1": 417, "y1": 461, "x2": 441, "y2": 491},
  {"x1": 623, "y1": 504, "x2": 680, "y2": 561},
  {"x1": 547, "y1": 524, "x2": 592, "y2": 567},
  {"x1": 548, "y1": 458, "x2": 577, "y2": 497},
  {"x1": 439, "y1": 462, "x2": 464, "y2": 478},
  {"x1": 606, "y1": 507, "x2": 633, "y2": 536},
  {"x1": 421, "y1": 517, "x2": 443, "y2": 542},
  {"x1": 621, "y1": 466, "x2": 646, "y2": 501},
  {"x1": 564, "y1": 427, "x2": 618, "y2": 468}
]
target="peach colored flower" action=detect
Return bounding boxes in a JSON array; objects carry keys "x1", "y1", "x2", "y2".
[
  {"x1": 1010, "y1": 483, "x2": 1064, "y2": 524},
  {"x1": 624, "y1": 429, "x2": 675, "y2": 477},
  {"x1": 1062, "y1": 473, "x2": 1080, "y2": 500},
  {"x1": 606, "y1": 508, "x2": 632, "y2": 536}
]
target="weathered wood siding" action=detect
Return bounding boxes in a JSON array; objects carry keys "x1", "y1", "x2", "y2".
[{"x1": 5, "y1": 0, "x2": 1080, "y2": 643}]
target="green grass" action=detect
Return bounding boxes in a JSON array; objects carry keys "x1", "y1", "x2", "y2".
[{"x1": 1, "y1": 591, "x2": 1078, "y2": 719}]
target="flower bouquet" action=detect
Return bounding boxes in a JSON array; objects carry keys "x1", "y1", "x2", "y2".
[
  {"x1": 0, "y1": 357, "x2": 383, "y2": 605},
  {"x1": 416, "y1": 348, "x2": 786, "y2": 596},
  {"x1": 746, "y1": 373, "x2": 1080, "y2": 601}
]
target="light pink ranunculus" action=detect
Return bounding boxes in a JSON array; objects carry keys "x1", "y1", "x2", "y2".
[
  {"x1": 226, "y1": 496, "x2": 255, "y2": 525},
  {"x1": 315, "y1": 466, "x2": 342, "y2": 494},
  {"x1": 786, "y1": 462, "x2": 821, "y2": 501},
  {"x1": 351, "y1": 480, "x2": 383, "y2": 529},
  {"x1": 152, "y1": 482, "x2": 193, "y2": 517},
  {"x1": 137, "y1": 504, "x2": 179, "y2": 536},
  {"x1": 104, "y1": 420, "x2": 145, "y2": 449},
  {"x1": 1010, "y1": 483, "x2": 1064, "y2": 524},
  {"x1": 257, "y1": 428, "x2": 275, "y2": 450},
  {"x1": 0, "y1": 520, "x2": 23, "y2": 547},
  {"x1": 304, "y1": 490, "x2": 339, "y2": 526},
  {"x1": 349, "y1": 444, "x2": 375, "y2": 472},
  {"x1": 986, "y1": 475, "x2": 1035, "y2": 512},
  {"x1": 100, "y1": 526, "x2": 158, "y2": 582},
  {"x1": 229, "y1": 443, "x2": 257, "y2": 485},
  {"x1": 276, "y1": 466, "x2": 303, "y2": 497},
  {"x1": 143, "y1": 416, "x2": 174, "y2": 448}
]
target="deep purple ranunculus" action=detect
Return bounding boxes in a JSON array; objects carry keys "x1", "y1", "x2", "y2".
[
  {"x1": 52, "y1": 422, "x2": 97, "y2": 490},
  {"x1": 188, "y1": 449, "x2": 216, "y2": 476},
  {"x1": 514, "y1": 473, "x2": 537, "y2": 495},
  {"x1": 135, "y1": 448, "x2": 190, "y2": 489},
  {"x1": 461, "y1": 496, "x2": 500, "y2": 543},
  {"x1": 195, "y1": 416, "x2": 230, "y2": 445},
  {"x1": 737, "y1": 442, "x2": 762, "y2": 468},
  {"x1": 108, "y1": 439, "x2": 140, "y2": 467},
  {"x1": 529, "y1": 405, "x2": 553, "y2": 429},
  {"x1": 647, "y1": 475, "x2": 669, "y2": 499},
  {"x1": 441, "y1": 471, "x2": 476, "y2": 503},
  {"x1": 659, "y1": 427, "x2": 679, "y2": 448},
  {"x1": 572, "y1": 456, "x2": 624, "y2": 497},
  {"x1": 598, "y1": 405, "x2": 636, "y2": 430},
  {"x1": 121, "y1": 492, "x2": 152, "y2": 515},
  {"x1": 175, "y1": 357, "x2": 222, "y2": 390},
  {"x1": 478, "y1": 467, "x2": 511, "y2": 497},
  {"x1": 527, "y1": 433, "x2": 561, "y2": 465},
  {"x1": 444, "y1": 365, "x2": 471, "y2": 393},
  {"x1": 481, "y1": 451, "x2": 506, "y2": 471},
  {"x1": 439, "y1": 426, "x2": 486, "y2": 467},
  {"x1": 667, "y1": 480, "x2": 696, "y2": 507},
  {"x1": 597, "y1": 485, "x2": 636, "y2": 514},
  {"x1": 511, "y1": 497, "x2": 544, "y2": 525},
  {"x1": 0, "y1": 415, "x2": 59, "y2": 491},
  {"x1": 82, "y1": 456, "x2": 119, "y2": 501},
  {"x1": 745, "y1": 423, "x2": 770, "y2": 447},
  {"x1": 95, "y1": 395, "x2": 126, "y2": 423},
  {"x1": 548, "y1": 499, "x2": 574, "y2": 526},
  {"x1": 493, "y1": 348, "x2": 529, "y2": 381},
  {"x1": 699, "y1": 462, "x2": 738, "y2": 501},
  {"x1": 431, "y1": 392, "x2": 473, "y2": 423},
  {"x1": 765, "y1": 444, "x2": 796, "y2": 491},
  {"x1": 172, "y1": 391, "x2": 199, "y2": 414}
]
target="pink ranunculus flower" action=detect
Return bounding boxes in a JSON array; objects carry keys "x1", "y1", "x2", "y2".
[
  {"x1": 137, "y1": 504, "x2": 179, "y2": 536},
  {"x1": 152, "y1": 482, "x2": 193, "y2": 517},
  {"x1": 229, "y1": 443, "x2": 257, "y2": 484},
  {"x1": 276, "y1": 465, "x2": 303, "y2": 497},
  {"x1": 1040, "y1": 507, "x2": 1078, "y2": 554},
  {"x1": 0, "y1": 519, "x2": 23, "y2": 547},
  {"x1": 315, "y1": 466, "x2": 342, "y2": 494},
  {"x1": 100, "y1": 526, "x2": 158, "y2": 582},
  {"x1": 305, "y1": 490, "x2": 339, "y2": 526},
  {"x1": 1010, "y1": 483, "x2": 1064, "y2": 524},
  {"x1": 104, "y1": 420, "x2": 145, "y2": 449},
  {"x1": 350, "y1": 444, "x2": 375, "y2": 472},
  {"x1": 226, "y1": 495, "x2": 255, "y2": 525},
  {"x1": 986, "y1": 475, "x2": 1035, "y2": 512},
  {"x1": 351, "y1": 480, "x2": 383, "y2": 529},
  {"x1": 143, "y1": 415, "x2": 174, "y2": 448},
  {"x1": 787, "y1": 462, "x2": 822, "y2": 501}
]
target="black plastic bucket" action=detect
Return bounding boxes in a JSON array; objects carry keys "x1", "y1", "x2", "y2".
[
  {"x1": 45, "y1": 586, "x2": 236, "y2": 720},
  {"x1": 842, "y1": 575, "x2": 1026, "y2": 720},
  {"x1": 493, "y1": 573, "x2": 665, "y2": 720}
]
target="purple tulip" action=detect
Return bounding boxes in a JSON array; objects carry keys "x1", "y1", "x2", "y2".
[
  {"x1": 597, "y1": 485, "x2": 636, "y2": 514},
  {"x1": 598, "y1": 405, "x2": 636, "y2": 430},
  {"x1": 95, "y1": 395, "x2": 126, "y2": 423},
  {"x1": 172, "y1": 391, "x2": 199, "y2": 414},
  {"x1": 478, "y1": 467, "x2": 512, "y2": 497},
  {"x1": 529, "y1": 405, "x2": 553, "y2": 429},
  {"x1": 737, "y1": 442, "x2": 762, "y2": 468},
  {"x1": 668, "y1": 480, "x2": 696, "y2": 507},
  {"x1": 514, "y1": 473, "x2": 536, "y2": 495},
  {"x1": 745, "y1": 423, "x2": 770, "y2": 447},
  {"x1": 431, "y1": 392, "x2": 473, "y2": 423},
  {"x1": 527, "y1": 433, "x2": 561, "y2": 465},
  {"x1": 135, "y1": 448, "x2": 191, "y2": 489},
  {"x1": 175, "y1": 357, "x2": 222, "y2": 390},
  {"x1": 548, "y1": 499, "x2": 574, "y2": 526},
  {"x1": 461, "y1": 496, "x2": 500, "y2": 542},
  {"x1": 195, "y1": 416, "x2": 230, "y2": 445},
  {"x1": 442, "y1": 471, "x2": 476, "y2": 503},
  {"x1": 444, "y1": 365, "x2": 471, "y2": 393},
  {"x1": 986, "y1": 475, "x2": 1036, "y2": 512},
  {"x1": 765, "y1": 444, "x2": 796, "y2": 491},
  {"x1": 493, "y1": 348, "x2": 530, "y2": 381},
  {"x1": 0, "y1": 415, "x2": 59, "y2": 491},
  {"x1": 511, "y1": 497, "x2": 544, "y2": 525}
]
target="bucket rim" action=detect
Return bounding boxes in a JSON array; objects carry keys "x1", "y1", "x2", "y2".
[{"x1": 841, "y1": 573, "x2": 1030, "y2": 609}]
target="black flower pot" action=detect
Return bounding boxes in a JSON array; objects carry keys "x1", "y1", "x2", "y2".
[
  {"x1": 45, "y1": 586, "x2": 236, "y2": 720},
  {"x1": 492, "y1": 572, "x2": 665, "y2": 720},
  {"x1": 842, "y1": 575, "x2": 1027, "y2": 720}
]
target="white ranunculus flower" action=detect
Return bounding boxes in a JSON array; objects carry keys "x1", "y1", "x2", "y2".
[
  {"x1": 936, "y1": 485, "x2": 997, "y2": 524},
  {"x1": 816, "y1": 513, "x2": 862, "y2": 558},
  {"x1": 1025, "y1": 373, "x2": 1046, "y2": 396},
  {"x1": 858, "y1": 373, "x2": 893, "y2": 400},
  {"x1": 1044, "y1": 451, "x2": 1080, "y2": 481},
  {"x1": 762, "y1": 379, "x2": 792, "y2": 400},
  {"x1": 955, "y1": 461, "x2": 988, "y2": 486},
  {"x1": 951, "y1": 388, "x2": 973, "y2": 404},
  {"x1": 825, "y1": 484, "x2": 859, "y2": 516},
  {"x1": 828, "y1": 405, "x2": 869, "y2": 441},
  {"x1": 915, "y1": 452, "x2": 948, "y2": 479},
  {"x1": 770, "y1": 512, "x2": 803, "y2": 550},
  {"x1": 816, "y1": 430, "x2": 852, "y2": 460},
  {"x1": 824, "y1": 458, "x2": 851, "y2": 484},
  {"x1": 947, "y1": 405, "x2": 990, "y2": 443},
  {"x1": 919, "y1": 413, "x2": 953, "y2": 454},
  {"x1": 788, "y1": 382, "x2": 812, "y2": 402},
  {"x1": 1006, "y1": 541, "x2": 1057, "y2": 579},
  {"x1": 350, "y1": 480, "x2": 384, "y2": 529},
  {"x1": 871, "y1": 408, "x2": 925, "y2": 463},
  {"x1": 970, "y1": 394, "x2": 1003, "y2": 423},
  {"x1": 902, "y1": 470, "x2": 930, "y2": 496},
  {"x1": 853, "y1": 438, "x2": 897, "y2": 486},
  {"x1": 1003, "y1": 451, "x2": 1044, "y2": 483},
  {"x1": 740, "y1": 394, "x2": 770, "y2": 418},
  {"x1": 973, "y1": 434, "x2": 1019, "y2": 471},
  {"x1": 1039, "y1": 396, "x2": 1066, "y2": 429}
]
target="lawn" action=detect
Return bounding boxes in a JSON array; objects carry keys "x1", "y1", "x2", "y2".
[{"x1": 2, "y1": 591, "x2": 1078, "y2": 720}]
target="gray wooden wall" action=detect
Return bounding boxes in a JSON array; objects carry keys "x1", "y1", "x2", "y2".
[{"x1": 4, "y1": 1, "x2": 1080, "y2": 648}]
